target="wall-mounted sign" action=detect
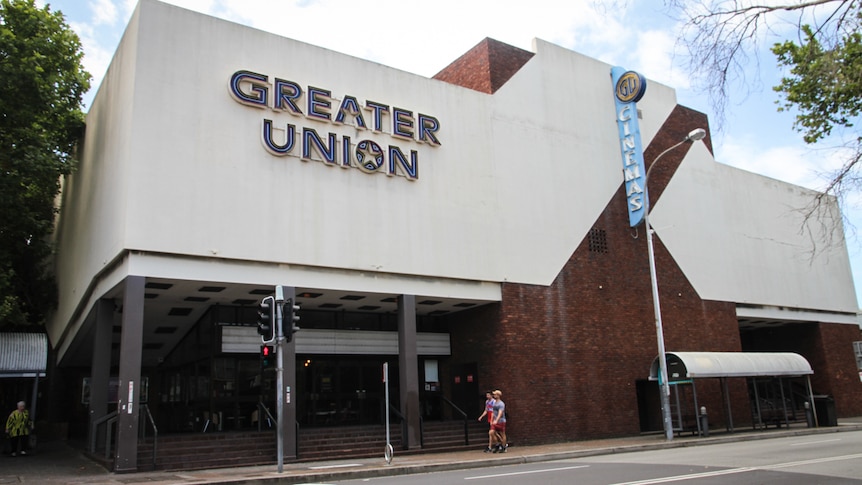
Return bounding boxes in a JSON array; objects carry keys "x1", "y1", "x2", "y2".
[
  {"x1": 611, "y1": 67, "x2": 647, "y2": 227},
  {"x1": 229, "y1": 70, "x2": 441, "y2": 181}
]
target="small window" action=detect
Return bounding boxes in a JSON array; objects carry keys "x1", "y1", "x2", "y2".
[
  {"x1": 588, "y1": 228, "x2": 608, "y2": 253},
  {"x1": 853, "y1": 341, "x2": 862, "y2": 371}
]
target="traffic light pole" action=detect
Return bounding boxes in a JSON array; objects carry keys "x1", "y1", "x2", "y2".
[
  {"x1": 258, "y1": 286, "x2": 298, "y2": 473},
  {"x1": 275, "y1": 292, "x2": 285, "y2": 473},
  {"x1": 273, "y1": 285, "x2": 298, "y2": 473}
]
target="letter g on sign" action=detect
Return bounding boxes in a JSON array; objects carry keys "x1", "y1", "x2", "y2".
[{"x1": 615, "y1": 71, "x2": 647, "y2": 104}]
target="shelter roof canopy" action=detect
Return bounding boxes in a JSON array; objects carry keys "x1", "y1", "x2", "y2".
[
  {"x1": 0, "y1": 333, "x2": 47, "y2": 377},
  {"x1": 650, "y1": 351, "x2": 813, "y2": 381}
]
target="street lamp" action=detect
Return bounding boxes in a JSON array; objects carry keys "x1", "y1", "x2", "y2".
[{"x1": 643, "y1": 127, "x2": 706, "y2": 441}]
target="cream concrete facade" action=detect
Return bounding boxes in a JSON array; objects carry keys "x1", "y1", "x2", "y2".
[{"x1": 50, "y1": 0, "x2": 858, "y2": 359}]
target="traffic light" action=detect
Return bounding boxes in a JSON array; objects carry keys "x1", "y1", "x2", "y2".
[
  {"x1": 285, "y1": 298, "x2": 300, "y2": 343},
  {"x1": 257, "y1": 296, "x2": 274, "y2": 341},
  {"x1": 260, "y1": 345, "x2": 275, "y2": 369}
]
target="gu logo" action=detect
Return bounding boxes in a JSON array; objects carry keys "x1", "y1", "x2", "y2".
[{"x1": 615, "y1": 71, "x2": 646, "y2": 104}]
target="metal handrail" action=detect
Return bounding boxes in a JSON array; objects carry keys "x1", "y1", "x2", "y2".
[
  {"x1": 388, "y1": 404, "x2": 419, "y2": 450},
  {"x1": 388, "y1": 403, "x2": 405, "y2": 421},
  {"x1": 257, "y1": 402, "x2": 277, "y2": 430},
  {"x1": 104, "y1": 414, "x2": 119, "y2": 460},
  {"x1": 89, "y1": 410, "x2": 118, "y2": 454},
  {"x1": 139, "y1": 404, "x2": 158, "y2": 468},
  {"x1": 440, "y1": 396, "x2": 470, "y2": 446}
]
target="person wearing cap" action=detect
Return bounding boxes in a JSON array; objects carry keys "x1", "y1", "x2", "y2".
[
  {"x1": 477, "y1": 391, "x2": 496, "y2": 452},
  {"x1": 490, "y1": 390, "x2": 507, "y2": 453}
]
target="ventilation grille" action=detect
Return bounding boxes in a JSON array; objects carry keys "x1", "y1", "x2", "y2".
[{"x1": 588, "y1": 228, "x2": 608, "y2": 253}]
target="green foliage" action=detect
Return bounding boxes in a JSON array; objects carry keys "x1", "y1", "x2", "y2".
[
  {"x1": 0, "y1": 0, "x2": 90, "y2": 327},
  {"x1": 773, "y1": 21, "x2": 862, "y2": 145}
]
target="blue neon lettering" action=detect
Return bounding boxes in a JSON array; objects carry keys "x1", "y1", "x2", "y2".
[
  {"x1": 274, "y1": 78, "x2": 303, "y2": 114},
  {"x1": 302, "y1": 128, "x2": 337, "y2": 164},
  {"x1": 417, "y1": 114, "x2": 441, "y2": 145},
  {"x1": 388, "y1": 145, "x2": 418, "y2": 180},
  {"x1": 392, "y1": 108, "x2": 414, "y2": 139},
  {"x1": 365, "y1": 101, "x2": 390, "y2": 131},
  {"x1": 230, "y1": 70, "x2": 268, "y2": 108},
  {"x1": 335, "y1": 96, "x2": 367, "y2": 128},
  {"x1": 307, "y1": 87, "x2": 332, "y2": 120},
  {"x1": 262, "y1": 119, "x2": 296, "y2": 155}
]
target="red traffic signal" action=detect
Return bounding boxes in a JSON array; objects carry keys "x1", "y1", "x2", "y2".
[{"x1": 261, "y1": 345, "x2": 275, "y2": 369}]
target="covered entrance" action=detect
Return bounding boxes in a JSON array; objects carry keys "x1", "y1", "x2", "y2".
[
  {"x1": 0, "y1": 333, "x2": 48, "y2": 430},
  {"x1": 649, "y1": 351, "x2": 816, "y2": 435},
  {"x1": 55, "y1": 269, "x2": 495, "y2": 471}
]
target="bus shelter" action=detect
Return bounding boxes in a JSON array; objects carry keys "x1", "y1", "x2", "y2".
[{"x1": 649, "y1": 351, "x2": 815, "y2": 435}]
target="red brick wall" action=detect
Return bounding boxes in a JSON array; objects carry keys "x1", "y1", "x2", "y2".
[
  {"x1": 819, "y1": 324, "x2": 862, "y2": 416},
  {"x1": 446, "y1": 102, "x2": 861, "y2": 444},
  {"x1": 433, "y1": 38, "x2": 534, "y2": 94},
  {"x1": 446, "y1": 105, "x2": 752, "y2": 444}
]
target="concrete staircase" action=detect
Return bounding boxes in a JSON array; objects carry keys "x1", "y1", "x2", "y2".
[{"x1": 134, "y1": 420, "x2": 489, "y2": 471}]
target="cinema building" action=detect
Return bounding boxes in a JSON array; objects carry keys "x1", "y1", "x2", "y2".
[{"x1": 42, "y1": 0, "x2": 861, "y2": 471}]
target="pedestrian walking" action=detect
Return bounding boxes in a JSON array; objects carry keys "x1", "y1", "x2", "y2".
[
  {"x1": 5, "y1": 401, "x2": 32, "y2": 457},
  {"x1": 490, "y1": 390, "x2": 507, "y2": 453},
  {"x1": 478, "y1": 391, "x2": 496, "y2": 452}
]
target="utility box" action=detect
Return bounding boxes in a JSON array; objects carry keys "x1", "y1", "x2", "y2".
[{"x1": 813, "y1": 395, "x2": 837, "y2": 427}]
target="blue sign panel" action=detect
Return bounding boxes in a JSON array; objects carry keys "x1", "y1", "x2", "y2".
[{"x1": 611, "y1": 67, "x2": 648, "y2": 227}]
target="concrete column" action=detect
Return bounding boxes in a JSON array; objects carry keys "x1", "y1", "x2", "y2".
[
  {"x1": 397, "y1": 294, "x2": 421, "y2": 449},
  {"x1": 279, "y1": 286, "x2": 298, "y2": 461},
  {"x1": 115, "y1": 276, "x2": 144, "y2": 473},
  {"x1": 88, "y1": 299, "x2": 114, "y2": 452}
]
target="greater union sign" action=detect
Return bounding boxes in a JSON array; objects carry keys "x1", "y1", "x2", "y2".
[{"x1": 229, "y1": 70, "x2": 441, "y2": 181}]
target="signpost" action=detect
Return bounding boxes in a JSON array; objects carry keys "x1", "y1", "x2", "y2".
[{"x1": 383, "y1": 362, "x2": 393, "y2": 465}]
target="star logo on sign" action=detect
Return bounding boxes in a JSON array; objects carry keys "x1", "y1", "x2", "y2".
[{"x1": 355, "y1": 140, "x2": 384, "y2": 171}]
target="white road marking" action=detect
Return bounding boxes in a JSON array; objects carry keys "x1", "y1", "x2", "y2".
[
  {"x1": 308, "y1": 463, "x2": 364, "y2": 469},
  {"x1": 606, "y1": 452, "x2": 862, "y2": 485},
  {"x1": 464, "y1": 465, "x2": 590, "y2": 480},
  {"x1": 789, "y1": 438, "x2": 841, "y2": 446},
  {"x1": 759, "y1": 452, "x2": 862, "y2": 470},
  {"x1": 608, "y1": 467, "x2": 757, "y2": 485}
]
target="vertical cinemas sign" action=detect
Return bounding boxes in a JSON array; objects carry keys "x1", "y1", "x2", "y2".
[
  {"x1": 611, "y1": 67, "x2": 647, "y2": 227},
  {"x1": 229, "y1": 70, "x2": 441, "y2": 181}
]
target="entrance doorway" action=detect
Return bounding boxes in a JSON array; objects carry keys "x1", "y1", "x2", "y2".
[
  {"x1": 636, "y1": 379, "x2": 661, "y2": 432},
  {"x1": 298, "y1": 357, "x2": 388, "y2": 426},
  {"x1": 451, "y1": 363, "x2": 479, "y2": 417}
]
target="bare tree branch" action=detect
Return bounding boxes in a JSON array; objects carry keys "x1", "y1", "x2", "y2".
[{"x1": 675, "y1": 0, "x2": 856, "y2": 129}]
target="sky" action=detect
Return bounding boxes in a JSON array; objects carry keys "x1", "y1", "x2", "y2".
[{"x1": 35, "y1": 0, "x2": 862, "y2": 308}]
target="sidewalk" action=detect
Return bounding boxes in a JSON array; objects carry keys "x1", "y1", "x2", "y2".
[{"x1": 3, "y1": 418, "x2": 862, "y2": 485}]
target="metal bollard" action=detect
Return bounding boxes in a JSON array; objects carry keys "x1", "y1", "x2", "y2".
[
  {"x1": 804, "y1": 402, "x2": 815, "y2": 428},
  {"x1": 699, "y1": 406, "x2": 709, "y2": 437}
]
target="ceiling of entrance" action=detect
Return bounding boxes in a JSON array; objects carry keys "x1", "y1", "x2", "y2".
[{"x1": 61, "y1": 278, "x2": 493, "y2": 368}]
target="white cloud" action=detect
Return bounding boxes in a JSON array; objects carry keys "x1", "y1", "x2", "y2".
[
  {"x1": 631, "y1": 29, "x2": 691, "y2": 89},
  {"x1": 715, "y1": 134, "x2": 852, "y2": 192},
  {"x1": 183, "y1": 0, "x2": 631, "y2": 77},
  {"x1": 89, "y1": 0, "x2": 118, "y2": 26}
]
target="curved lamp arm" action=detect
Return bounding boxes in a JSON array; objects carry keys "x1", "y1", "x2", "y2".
[{"x1": 643, "y1": 128, "x2": 707, "y2": 210}]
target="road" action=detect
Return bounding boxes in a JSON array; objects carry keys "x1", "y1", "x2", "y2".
[{"x1": 331, "y1": 430, "x2": 862, "y2": 484}]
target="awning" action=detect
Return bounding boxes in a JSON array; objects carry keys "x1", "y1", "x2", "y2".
[
  {"x1": 650, "y1": 351, "x2": 813, "y2": 381},
  {"x1": 0, "y1": 333, "x2": 48, "y2": 378}
]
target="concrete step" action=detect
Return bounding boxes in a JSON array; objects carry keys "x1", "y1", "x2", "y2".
[{"x1": 133, "y1": 420, "x2": 488, "y2": 471}]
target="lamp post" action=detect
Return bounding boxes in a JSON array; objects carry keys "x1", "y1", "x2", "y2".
[{"x1": 643, "y1": 127, "x2": 706, "y2": 442}]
